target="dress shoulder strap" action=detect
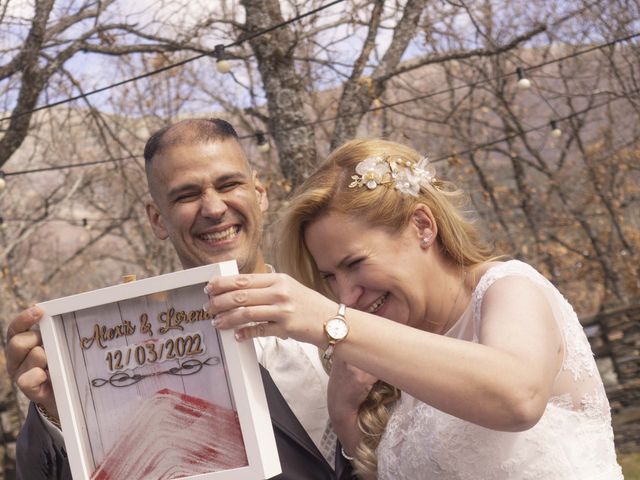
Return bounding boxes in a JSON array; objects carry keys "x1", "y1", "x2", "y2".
[{"x1": 470, "y1": 260, "x2": 550, "y2": 339}]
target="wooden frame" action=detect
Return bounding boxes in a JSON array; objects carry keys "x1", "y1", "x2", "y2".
[{"x1": 39, "y1": 261, "x2": 281, "y2": 480}]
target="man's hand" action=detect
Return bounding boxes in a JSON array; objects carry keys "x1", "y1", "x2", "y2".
[
  {"x1": 5, "y1": 306, "x2": 57, "y2": 416},
  {"x1": 327, "y1": 358, "x2": 377, "y2": 459}
]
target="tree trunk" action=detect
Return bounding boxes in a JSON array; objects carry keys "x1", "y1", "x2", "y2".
[{"x1": 242, "y1": 0, "x2": 318, "y2": 188}]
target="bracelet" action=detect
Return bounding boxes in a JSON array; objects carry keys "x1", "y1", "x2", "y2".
[
  {"x1": 36, "y1": 403, "x2": 61, "y2": 430},
  {"x1": 341, "y1": 446, "x2": 355, "y2": 461}
]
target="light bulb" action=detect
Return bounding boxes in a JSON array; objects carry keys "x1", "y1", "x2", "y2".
[
  {"x1": 256, "y1": 131, "x2": 270, "y2": 153},
  {"x1": 217, "y1": 59, "x2": 231, "y2": 74},
  {"x1": 0, "y1": 172, "x2": 5, "y2": 191},
  {"x1": 214, "y1": 44, "x2": 231, "y2": 73},
  {"x1": 516, "y1": 67, "x2": 531, "y2": 90},
  {"x1": 550, "y1": 121, "x2": 562, "y2": 137}
]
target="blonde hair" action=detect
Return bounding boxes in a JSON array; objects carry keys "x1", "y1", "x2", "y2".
[{"x1": 276, "y1": 138, "x2": 493, "y2": 476}]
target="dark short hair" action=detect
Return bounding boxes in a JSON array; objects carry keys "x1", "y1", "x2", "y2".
[{"x1": 143, "y1": 118, "x2": 239, "y2": 169}]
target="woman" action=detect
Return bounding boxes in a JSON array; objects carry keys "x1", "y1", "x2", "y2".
[{"x1": 207, "y1": 138, "x2": 623, "y2": 479}]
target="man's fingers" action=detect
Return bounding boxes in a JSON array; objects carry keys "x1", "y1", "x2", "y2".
[
  {"x1": 13, "y1": 345, "x2": 51, "y2": 404},
  {"x1": 12, "y1": 345, "x2": 47, "y2": 379},
  {"x1": 5, "y1": 330, "x2": 43, "y2": 378},
  {"x1": 15, "y1": 366, "x2": 48, "y2": 395},
  {"x1": 14, "y1": 355, "x2": 52, "y2": 404},
  {"x1": 6, "y1": 306, "x2": 43, "y2": 342}
]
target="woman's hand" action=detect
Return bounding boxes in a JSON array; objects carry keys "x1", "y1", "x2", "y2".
[{"x1": 204, "y1": 272, "x2": 337, "y2": 347}]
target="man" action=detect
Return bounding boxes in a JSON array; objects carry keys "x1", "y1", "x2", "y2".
[{"x1": 5, "y1": 118, "x2": 352, "y2": 479}]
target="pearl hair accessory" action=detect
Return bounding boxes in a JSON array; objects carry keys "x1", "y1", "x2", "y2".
[{"x1": 348, "y1": 154, "x2": 436, "y2": 197}]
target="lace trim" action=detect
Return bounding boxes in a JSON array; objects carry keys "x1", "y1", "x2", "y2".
[
  {"x1": 378, "y1": 392, "x2": 622, "y2": 479},
  {"x1": 581, "y1": 388, "x2": 612, "y2": 422},
  {"x1": 548, "y1": 390, "x2": 610, "y2": 422},
  {"x1": 472, "y1": 261, "x2": 596, "y2": 381}
]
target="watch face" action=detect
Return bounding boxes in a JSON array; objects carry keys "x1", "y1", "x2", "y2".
[{"x1": 326, "y1": 318, "x2": 349, "y2": 340}]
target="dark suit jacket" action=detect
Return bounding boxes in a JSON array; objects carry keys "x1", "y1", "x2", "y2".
[{"x1": 16, "y1": 366, "x2": 355, "y2": 480}]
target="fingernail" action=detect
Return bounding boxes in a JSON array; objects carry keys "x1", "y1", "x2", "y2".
[
  {"x1": 202, "y1": 303, "x2": 209, "y2": 313},
  {"x1": 211, "y1": 316, "x2": 220, "y2": 327},
  {"x1": 29, "y1": 306, "x2": 40, "y2": 318},
  {"x1": 203, "y1": 285, "x2": 211, "y2": 295},
  {"x1": 235, "y1": 330, "x2": 244, "y2": 342}
]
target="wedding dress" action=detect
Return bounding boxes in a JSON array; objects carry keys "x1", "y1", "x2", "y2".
[{"x1": 377, "y1": 260, "x2": 623, "y2": 479}]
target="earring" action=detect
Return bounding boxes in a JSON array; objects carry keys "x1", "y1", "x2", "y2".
[{"x1": 421, "y1": 234, "x2": 432, "y2": 247}]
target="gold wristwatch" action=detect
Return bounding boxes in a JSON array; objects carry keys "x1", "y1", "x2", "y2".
[{"x1": 323, "y1": 303, "x2": 349, "y2": 361}]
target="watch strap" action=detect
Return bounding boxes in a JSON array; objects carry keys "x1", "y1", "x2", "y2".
[{"x1": 323, "y1": 303, "x2": 348, "y2": 362}]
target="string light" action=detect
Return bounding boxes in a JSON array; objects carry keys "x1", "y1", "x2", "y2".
[
  {"x1": 550, "y1": 120, "x2": 562, "y2": 137},
  {"x1": 82, "y1": 218, "x2": 91, "y2": 230},
  {"x1": 0, "y1": 216, "x2": 4, "y2": 229},
  {"x1": 0, "y1": 0, "x2": 346, "y2": 123},
  {"x1": 1, "y1": 89, "x2": 631, "y2": 178},
  {"x1": 430, "y1": 96, "x2": 626, "y2": 163},
  {"x1": 1, "y1": 120, "x2": 634, "y2": 225},
  {"x1": 214, "y1": 44, "x2": 231, "y2": 73},
  {"x1": 0, "y1": 16, "x2": 632, "y2": 126},
  {"x1": 256, "y1": 131, "x2": 270, "y2": 153},
  {"x1": 0, "y1": 26, "x2": 633, "y2": 132},
  {"x1": 516, "y1": 67, "x2": 531, "y2": 90},
  {"x1": 0, "y1": 25, "x2": 635, "y2": 181},
  {"x1": 1, "y1": 154, "x2": 139, "y2": 177}
]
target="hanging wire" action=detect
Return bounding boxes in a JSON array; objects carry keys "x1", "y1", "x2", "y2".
[
  {"x1": 0, "y1": 0, "x2": 346, "y2": 123},
  {"x1": 0, "y1": 30, "x2": 637, "y2": 178}
]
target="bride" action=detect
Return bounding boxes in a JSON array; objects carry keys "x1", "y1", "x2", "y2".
[{"x1": 206, "y1": 138, "x2": 623, "y2": 479}]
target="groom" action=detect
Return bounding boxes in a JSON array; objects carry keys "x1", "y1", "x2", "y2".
[{"x1": 6, "y1": 118, "x2": 354, "y2": 479}]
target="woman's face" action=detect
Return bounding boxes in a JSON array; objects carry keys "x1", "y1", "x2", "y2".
[{"x1": 304, "y1": 210, "x2": 429, "y2": 327}]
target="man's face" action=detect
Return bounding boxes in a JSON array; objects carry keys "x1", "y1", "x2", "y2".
[{"x1": 145, "y1": 138, "x2": 269, "y2": 273}]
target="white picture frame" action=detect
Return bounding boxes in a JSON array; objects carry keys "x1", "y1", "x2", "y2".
[{"x1": 39, "y1": 260, "x2": 281, "y2": 480}]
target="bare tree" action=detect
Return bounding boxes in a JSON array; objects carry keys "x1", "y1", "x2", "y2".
[{"x1": 0, "y1": 1, "x2": 639, "y2": 474}]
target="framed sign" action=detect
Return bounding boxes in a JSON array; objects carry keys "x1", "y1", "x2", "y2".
[{"x1": 39, "y1": 261, "x2": 281, "y2": 480}]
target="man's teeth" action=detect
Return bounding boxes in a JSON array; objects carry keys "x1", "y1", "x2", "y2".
[
  {"x1": 201, "y1": 226, "x2": 239, "y2": 242},
  {"x1": 368, "y1": 293, "x2": 388, "y2": 313}
]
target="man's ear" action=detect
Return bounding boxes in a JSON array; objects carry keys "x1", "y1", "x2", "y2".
[
  {"x1": 411, "y1": 203, "x2": 437, "y2": 246},
  {"x1": 145, "y1": 201, "x2": 169, "y2": 240},
  {"x1": 253, "y1": 172, "x2": 269, "y2": 213}
]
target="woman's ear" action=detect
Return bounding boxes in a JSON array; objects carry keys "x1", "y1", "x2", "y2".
[{"x1": 411, "y1": 204, "x2": 437, "y2": 248}]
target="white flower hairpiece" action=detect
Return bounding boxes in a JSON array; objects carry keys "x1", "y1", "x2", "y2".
[{"x1": 348, "y1": 154, "x2": 436, "y2": 196}]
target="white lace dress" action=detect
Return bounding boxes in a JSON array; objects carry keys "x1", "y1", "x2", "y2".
[{"x1": 376, "y1": 260, "x2": 623, "y2": 479}]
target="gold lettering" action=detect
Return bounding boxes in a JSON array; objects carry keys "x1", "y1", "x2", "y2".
[
  {"x1": 79, "y1": 321, "x2": 136, "y2": 350},
  {"x1": 158, "y1": 307, "x2": 183, "y2": 334},
  {"x1": 157, "y1": 307, "x2": 213, "y2": 335},
  {"x1": 139, "y1": 313, "x2": 153, "y2": 336}
]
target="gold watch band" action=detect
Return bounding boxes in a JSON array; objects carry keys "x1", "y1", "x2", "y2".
[{"x1": 322, "y1": 303, "x2": 348, "y2": 362}]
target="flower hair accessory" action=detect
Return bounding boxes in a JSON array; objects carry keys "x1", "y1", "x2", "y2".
[{"x1": 348, "y1": 154, "x2": 436, "y2": 196}]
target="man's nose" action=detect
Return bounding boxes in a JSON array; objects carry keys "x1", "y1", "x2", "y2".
[{"x1": 200, "y1": 190, "x2": 228, "y2": 219}]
